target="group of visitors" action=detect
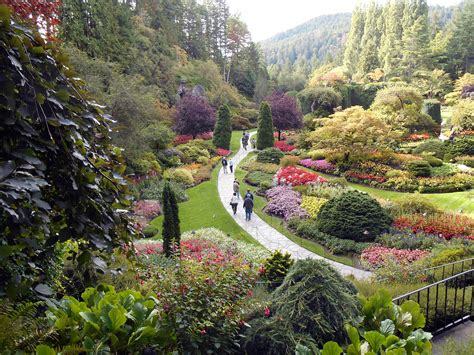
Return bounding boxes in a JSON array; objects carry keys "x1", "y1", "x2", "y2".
[
  {"x1": 242, "y1": 131, "x2": 250, "y2": 150},
  {"x1": 221, "y1": 156, "x2": 234, "y2": 174},
  {"x1": 230, "y1": 182, "x2": 254, "y2": 221}
]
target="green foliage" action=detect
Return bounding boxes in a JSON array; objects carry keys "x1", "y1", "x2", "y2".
[
  {"x1": 297, "y1": 87, "x2": 343, "y2": 116},
  {"x1": 444, "y1": 137, "x2": 474, "y2": 159},
  {"x1": 388, "y1": 195, "x2": 441, "y2": 217},
  {"x1": 231, "y1": 115, "x2": 253, "y2": 130},
  {"x1": 243, "y1": 260, "x2": 360, "y2": 351},
  {"x1": 245, "y1": 171, "x2": 274, "y2": 187},
  {"x1": 43, "y1": 284, "x2": 174, "y2": 353},
  {"x1": 0, "y1": 8, "x2": 134, "y2": 300},
  {"x1": 162, "y1": 182, "x2": 180, "y2": 257},
  {"x1": 257, "y1": 102, "x2": 275, "y2": 150},
  {"x1": 422, "y1": 99, "x2": 442, "y2": 124},
  {"x1": 163, "y1": 168, "x2": 194, "y2": 186},
  {"x1": 407, "y1": 160, "x2": 432, "y2": 177},
  {"x1": 131, "y1": 152, "x2": 162, "y2": 176},
  {"x1": 245, "y1": 161, "x2": 280, "y2": 174},
  {"x1": 240, "y1": 108, "x2": 259, "y2": 123},
  {"x1": 213, "y1": 104, "x2": 232, "y2": 149},
  {"x1": 413, "y1": 139, "x2": 446, "y2": 159},
  {"x1": 132, "y1": 177, "x2": 188, "y2": 203},
  {"x1": 257, "y1": 148, "x2": 285, "y2": 164},
  {"x1": 280, "y1": 155, "x2": 300, "y2": 167},
  {"x1": 262, "y1": 250, "x2": 294, "y2": 288},
  {"x1": 451, "y1": 99, "x2": 474, "y2": 131},
  {"x1": 317, "y1": 191, "x2": 393, "y2": 242},
  {"x1": 142, "y1": 225, "x2": 160, "y2": 238},
  {"x1": 422, "y1": 154, "x2": 443, "y2": 167}
]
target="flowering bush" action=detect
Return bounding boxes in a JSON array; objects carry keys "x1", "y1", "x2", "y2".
[
  {"x1": 407, "y1": 133, "x2": 430, "y2": 141},
  {"x1": 197, "y1": 131, "x2": 213, "y2": 140},
  {"x1": 358, "y1": 161, "x2": 392, "y2": 176},
  {"x1": 361, "y1": 246, "x2": 430, "y2": 269},
  {"x1": 274, "y1": 140, "x2": 295, "y2": 152},
  {"x1": 344, "y1": 170, "x2": 387, "y2": 184},
  {"x1": 273, "y1": 131, "x2": 287, "y2": 140},
  {"x1": 394, "y1": 213, "x2": 474, "y2": 240},
  {"x1": 300, "y1": 196, "x2": 328, "y2": 218},
  {"x1": 217, "y1": 148, "x2": 231, "y2": 156},
  {"x1": 274, "y1": 166, "x2": 327, "y2": 186},
  {"x1": 264, "y1": 186, "x2": 308, "y2": 220},
  {"x1": 133, "y1": 200, "x2": 161, "y2": 218},
  {"x1": 299, "y1": 159, "x2": 336, "y2": 174},
  {"x1": 173, "y1": 132, "x2": 213, "y2": 145}
]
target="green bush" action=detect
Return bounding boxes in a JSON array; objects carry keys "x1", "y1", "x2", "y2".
[
  {"x1": 133, "y1": 177, "x2": 188, "y2": 203},
  {"x1": 297, "y1": 87, "x2": 342, "y2": 116},
  {"x1": 257, "y1": 147, "x2": 284, "y2": 164},
  {"x1": 243, "y1": 260, "x2": 360, "y2": 351},
  {"x1": 407, "y1": 160, "x2": 431, "y2": 177},
  {"x1": 142, "y1": 224, "x2": 160, "y2": 238},
  {"x1": 231, "y1": 115, "x2": 253, "y2": 130},
  {"x1": 164, "y1": 168, "x2": 194, "y2": 185},
  {"x1": 262, "y1": 250, "x2": 294, "y2": 288},
  {"x1": 309, "y1": 149, "x2": 326, "y2": 160},
  {"x1": 213, "y1": 104, "x2": 232, "y2": 149},
  {"x1": 376, "y1": 232, "x2": 444, "y2": 251},
  {"x1": 245, "y1": 171, "x2": 274, "y2": 186},
  {"x1": 444, "y1": 137, "x2": 474, "y2": 159},
  {"x1": 422, "y1": 99, "x2": 442, "y2": 124},
  {"x1": 430, "y1": 164, "x2": 459, "y2": 177},
  {"x1": 455, "y1": 155, "x2": 474, "y2": 168},
  {"x1": 246, "y1": 161, "x2": 280, "y2": 174},
  {"x1": 413, "y1": 139, "x2": 446, "y2": 159},
  {"x1": 422, "y1": 154, "x2": 443, "y2": 167},
  {"x1": 303, "y1": 113, "x2": 318, "y2": 130},
  {"x1": 451, "y1": 99, "x2": 474, "y2": 131},
  {"x1": 257, "y1": 102, "x2": 275, "y2": 150},
  {"x1": 317, "y1": 191, "x2": 392, "y2": 242},
  {"x1": 240, "y1": 108, "x2": 259, "y2": 123},
  {"x1": 388, "y1": 195, "x2": 440, "y2": 217}
]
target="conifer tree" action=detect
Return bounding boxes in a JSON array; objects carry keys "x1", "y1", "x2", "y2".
[
  {"x1": 343, "y1": 3, "x2": 366, "y2": 75},
  {"x1": 447, "y1": 0, "x2": 474, "y2": 74},
  {"x1": 379, "y1": 0, "x2": 405, "y2": 77},
  {"x1": 256, "y1": 102, "x2": 274, "y2": 150},
  {"x1": 358, "y1": 1, "x2": 381, "y2": 75},
  {"x1": 213, "y1": 104, "x2": 232, "y2": 149},
  {"x1": 162, "y1": 182, "x2": 181, "y2": 257}
]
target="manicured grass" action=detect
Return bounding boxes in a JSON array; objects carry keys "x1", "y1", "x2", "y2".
[
  {"x1": 150, "y1": 131, "x2": 257, "y2": 244},
  {"x1": 235, "y1": 153, "x2": 356, "y2": 267}
]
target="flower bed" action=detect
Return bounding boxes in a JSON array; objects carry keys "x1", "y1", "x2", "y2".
[
  {"x1": 274, "y1": 166, "x2": 327, "y2": 186},
  {"x1": 300, "y1": 196, "x2": 328, "y2": 218},
  {"x1": 344, "y1": 170, "x2": 387, "y2": 184},
  {"x1": 361, "y1": 245, "x2": 430, "y2": 268},
  {"x1": 407, "y1": 133, "x2": 430, "y2": 141},
  {"x1": 263, "y1": 186, "x2": 308, "y2": 220},
  {"x1": 394, "y1": 213, "x2": 474, "y2": 240},
  {"x1": 299, "y1": 159, "x2": 336, "y2": 174},
  {"x1": 274, "y1": 140, "x2": 295, "y2": 152},
  {"x1": 217, "y1": 148, "x2": 231, "y2": 156},
  {"x1": 133, "y1": 200, "x2": 161, "y2": 218},
  {"x1": 173, "y1": 131, "x2": 213, "y2": 145}
]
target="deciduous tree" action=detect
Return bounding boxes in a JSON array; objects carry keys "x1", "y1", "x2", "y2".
[
  {"x1": 175, "y1": 94, "x2": 216, "y2": 139},
  {"x1": 267, "y1": 91, "x2": 303, "y2": 140}
]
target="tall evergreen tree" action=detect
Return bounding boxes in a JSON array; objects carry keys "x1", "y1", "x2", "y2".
[
  {"x1": 256, "y1": 102, "x2": 274, "y2": 150},
  {"x1": 162, "y1": 182, "x2": 180, "y2": 257},
  {"x1": 447, "y1": 0, "x2": 474, "y2": 75},
  {"x1": 343, "y1": 3, "x2": 365, "y2": 75},
  {"x1": 213, "y1": 104, "x2": 232, "y2": 149},
  {"x1": 379, "y1": 0, "x2": 405, "y2": 77},
  {"x1": 358, "y1": 1, "x2": 381, "y2": 75}
]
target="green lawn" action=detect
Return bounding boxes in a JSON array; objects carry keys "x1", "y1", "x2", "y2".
[
  {"x1": 235, "y1": 153, "x2": 356, "y2": 267},
  {"x1": 150, "y1": 131, "x2": 257, "y2": 244}
]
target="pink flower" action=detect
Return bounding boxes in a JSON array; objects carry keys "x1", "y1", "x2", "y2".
[{"x1": 264, "y1": 306, "x2": 270, "y2": 317}]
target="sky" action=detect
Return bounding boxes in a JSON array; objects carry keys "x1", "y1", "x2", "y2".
[{"x1": 227, "y1": 0, "x2": 462, "y2": 42}]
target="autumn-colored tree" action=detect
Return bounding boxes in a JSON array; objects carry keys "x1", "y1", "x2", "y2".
[
  {"x1": 175, "y1": 94, "x2": 216, "y2": 139},
  {"x1": 1, "y1": 0, "x2": 61, "y2": 38},
  {"x1": 267, "y1": 91, "x2": 303, "y2": 140}
]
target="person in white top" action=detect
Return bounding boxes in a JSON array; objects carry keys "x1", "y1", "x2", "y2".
[
  {"x1": 230, "y1": 192, "x2": 239, "y2": 215},
  {"x1": 229, "y1": 158, "x2": 235, "y2": 173}
]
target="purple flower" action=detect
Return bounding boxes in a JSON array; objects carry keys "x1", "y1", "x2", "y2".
[
  {"x1": 299, "y1": 159, "x2": 335, "y2": 173},
  {"x1": 263, "y1": 186, "x2": 309, "y2": 220}
]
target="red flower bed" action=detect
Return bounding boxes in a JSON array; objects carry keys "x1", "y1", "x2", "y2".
[
  {"x1": 274, "y1": 131, "x2": 287, "y2": 140},
  {"x1": 394, "y1": 214, "x2": 474, "y2": 240},
  {"x1": 275, "y1": 166, "x2": 327, "y2": 186},
  {"x1": 217, "y1": 148, "x2": 231, "y2": 156},
  {"x1": 344, "y1": 170, "x2": 387, "y2": 183},
  {"x1": 407, "y1": 133, "x2": 430, "y2": 141},
  {"x1": 133, "y1": 200, "x2": 161, "y2": 218},
  {"x1": 361, "y1": 246, "x2": 429, "y2": 268},
  {"x1": 173, "y1": 132, "x2": 213, "y2": 145},
  {"x1": 274, "y1": 140, "x2": 295, "y2": 152}
]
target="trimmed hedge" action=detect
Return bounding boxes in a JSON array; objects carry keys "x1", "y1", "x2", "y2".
[
  {"x1": 316, "y1": 191, "x2": 392, "y2": 242},
  {"x1": 423, "y1": 99, "x2": 442, "y2": 124},
  {"x1": 256, "y1": 148, "x2": 284, "y2": 164},
  {"x1": 407, "y1": 160, "x2": 431, "y2": 177},
  {"x1": 413, "y1": 139, "x2": 446, "y2": 159}
]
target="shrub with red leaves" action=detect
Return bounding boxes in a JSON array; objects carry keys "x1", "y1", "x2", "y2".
[
  {"x1": 394, "y1": 213, "x2": 474, "y2": 240},
  {"x1": 217, "y1": 148, "x2": 231, "y2": 156},
  {"x1": 133, "y1": 200, "x2": 161, "y2": 219},
  {"x1": 274, "y1": 140, "x2": 296, "y2": 152},
  {"x1": 407, "y1": 133, "x2": 430, "y2": 141},
  {"x1": 361, "y1": 245, "x2": 429, "y2": 268},
  {"x1": 275, "y1": 166, "x2": 327, "y2": 186}
]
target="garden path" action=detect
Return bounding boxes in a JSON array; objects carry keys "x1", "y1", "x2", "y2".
[{"x1": 217, "y1": 132, "x2": 372, "y2": 279}]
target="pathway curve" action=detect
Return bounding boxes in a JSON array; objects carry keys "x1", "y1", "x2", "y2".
[{"x1": 217, "y1": 132, "x2": 372, "y2": 279}]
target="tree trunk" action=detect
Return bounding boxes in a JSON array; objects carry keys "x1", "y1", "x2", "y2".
[{"x1": 278, "y1": 130, "x2": 281, "y2": 141}]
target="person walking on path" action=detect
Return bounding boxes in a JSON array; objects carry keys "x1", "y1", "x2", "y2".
[
  {"x1": 230, "y1": 192, "x2": 239, "y2": 215},
  {"x1": 221, "y1": 156, "x2": 228, "y2": 174},
  {"x1": 233, "y1": 179, "x2": 240, "y2": 199},
  {"x1": 242, "y1": 136, "x2": 248, "y2": 150},
  {"x1": 229, "y1": 158, "x2": 234, "y2": 173},
  {"x1": 244, "y1": 189, "x2": 254, "y2": 200},
  {"x1": 243, "y1": 195, "x2": 254, "y2": 221},
  {"x1": 250, "y1": 137, "x2": 256, "y2": 149}
]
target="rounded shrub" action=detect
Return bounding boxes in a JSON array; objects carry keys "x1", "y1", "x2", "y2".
[
  {"x1": 242, "y1": 260, "x2": 360, "y2": 352},
  {"x1": 407, "y1": 160, "x2": 431, "y2": 177},
  {"x1": 142, "y1": 224, "x2": 160, "y2": 238},
  {"x1": 257, "y1": 148, "x2": 284, "y2": 164},
  {"x1": 262, "y1": 250, "x2": 294, "y2": 288},
  {"x1": 413, "y1": 139, "x2": 445, "y2": 159},
  {"x1": 422, "y1": 99, "x2": 442, "y2": 124},
  {"x1": 444, "y1": 137, "x2": 474, "y2": 159},
  {"x1": 164, "y1": 168, "x2": 194, "y2": 185},
  {"x1": 317, "y1": 191, "x2": 393, "y2": 242},
  {"x1": 422, "y1": 154, "x2": 443, "y2": 167}
]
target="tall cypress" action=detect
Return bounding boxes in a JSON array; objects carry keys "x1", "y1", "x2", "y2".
[
  {"x1": 256, "y1": 102, "x2": 274, "y2": 150},
  {"x1": 162, "y1": 182, "x2": 180, "y2": 257},
  {"x1": 213, "y1": 104, "x2": 232, "y2": 149},
  {"x1": 343, "y1": 3, "x2": 366, "y2": 75}
]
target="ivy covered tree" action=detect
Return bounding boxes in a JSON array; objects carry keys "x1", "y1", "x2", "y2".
[
  {"x1": 162, "y1": 182, "x2": 181, "y2": 257},
  {"x1": 175, "y1": 94, "x2": 216, "y2": 139},
  {"x1": 256, "y1": 102, "x2": 274, "y2": 150},
  {"x1": 212, "y1": 104, "x2": 232, "y2": 149},
  {"x1": 267, "y1": 91, "x2": 303, "y2": 140},
  {"x1": 0, "y1": 6, "x2": 134, "y2": 300}
]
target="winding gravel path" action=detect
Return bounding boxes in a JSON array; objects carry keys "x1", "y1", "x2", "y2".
[{"x1": 217, "y1": 132, "x2": 372, "y2": 279}]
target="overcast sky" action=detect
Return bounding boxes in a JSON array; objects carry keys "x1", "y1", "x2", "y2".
[{"x1": 227, "y1": 0, "x2": 462, "y2": 42}]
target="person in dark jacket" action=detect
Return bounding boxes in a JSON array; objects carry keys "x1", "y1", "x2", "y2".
[
  {"x1": 243, "y1": 196, "x2": 254, "y2": 221},
  {"x1": 244, "y1": 189, "x2": 254, "y2": 200},
  {"x1": 221, "y1": 156, "x2": 228, "y2": 174}
]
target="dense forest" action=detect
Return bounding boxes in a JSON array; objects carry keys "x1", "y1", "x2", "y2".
[{"x1": 262, "y1": 2, "x2": 468, "y2": 90}]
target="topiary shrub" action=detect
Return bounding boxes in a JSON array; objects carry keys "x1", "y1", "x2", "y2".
[
  {"x1": 422, "y1": 154, "x2": 443, "y2": 167},
  {"x1": 242, "y1": 260, "x2": 361, "y2": 352},
  {"x1": 422, "y1": 99, "x2": 442, "y2": 124},
  {"x1": 262, "y1": 250, "x2": 294, "y2": 289},
  {"x1": 413, "y1": 139, "x2": 446, "y2": 159},
  {"x1": 257, "y1": 148, "x2": 284, "y2": 164},
  {"x1": 163, "y1": 168, "x2": 194, "y2": 185},
  {"x1": 407, "y1": 160, "x2": 431, "y2": 177},
  {"x1": 317, "y1": 191, "x2": 392, "y2": 242}
]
